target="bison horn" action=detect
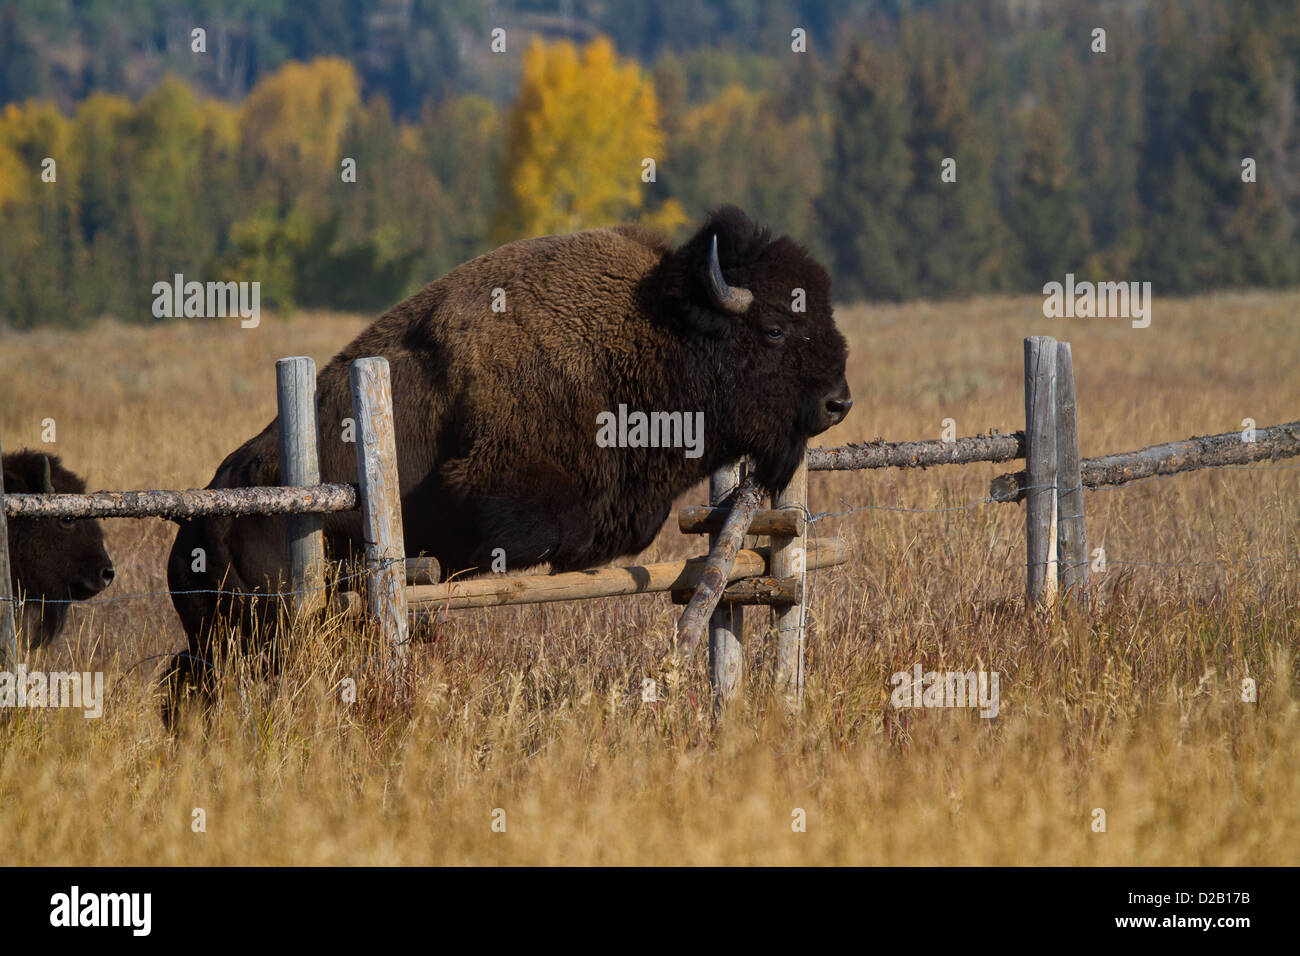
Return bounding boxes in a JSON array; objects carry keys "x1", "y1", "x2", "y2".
[
  {"x1": 706, "y1": 234, "x2": 753, "y2": 315},
  {"x1": 40, "y1": 455, "x2": 54, "y2": 494}
]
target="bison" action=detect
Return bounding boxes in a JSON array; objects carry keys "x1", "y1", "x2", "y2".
[
  {"x1": 163, "y1": 205, "x2": 851, "y2": 716},
  {"x1": 2, "y1": 451, "x2": 115, "y2": 648}
]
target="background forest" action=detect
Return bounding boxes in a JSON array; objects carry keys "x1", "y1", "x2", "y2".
[{"x1": 1, "y1": 0, "x2": 1298, "y2": 327}]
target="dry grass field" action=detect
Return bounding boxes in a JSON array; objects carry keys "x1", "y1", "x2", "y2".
[{"x1": 1, "y1": 291, "x2": 1298, "y2": 865}]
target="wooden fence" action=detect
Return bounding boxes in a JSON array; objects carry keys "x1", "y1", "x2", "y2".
[
  {"x1": 807, "y1": 335, "x2": 1298, "y2": 612},
  {"x1": 0, "y1": 354, "x2": 847, "y2": 690},
  {"x1": 2, "y1": 339, "x2": 1297, "y2": 705}
]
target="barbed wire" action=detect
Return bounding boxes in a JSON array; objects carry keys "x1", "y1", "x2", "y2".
[{"x1": 806, "y1": 481, "x2": 1057, "y2": 523}]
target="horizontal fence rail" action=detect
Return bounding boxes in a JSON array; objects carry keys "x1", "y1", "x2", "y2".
[
  {"x1": 10, "y1": 424, "x2": 1291, "y2": 522},
  {"x1": 988, "y1": 420, "x2": 1300, "y2": 502},
  {"x1": 2, "y1": 483, "x2": 358, "y2": 520},
  {"x1": 807, "y1": 432, "x2": 1025, "y2": 471},
  {"x1": 388, "y1": 537, "x2": 848, "y2": 623}
]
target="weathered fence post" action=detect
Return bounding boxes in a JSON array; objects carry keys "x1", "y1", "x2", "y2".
[
  {"x1": 1054, "y1": 343, "x2": 1088, "y2": 598},
  {"x1": 708, "y1": 461, "x2": 744, "y2": 702},
  {"x1": 276, "y1": 357, "x2": 326, "y2": 621},
  {"x1": 1024, "y1": 336, "x2": 1058, "y2": 606},
  {"x1": 0, "y1": 430, "x2": 18, "y2": 667},
  {"x1": 771, "y1": 456, "x2": 808, "y2": 708},
  {"x1": 349, "y1": 357, "x2": 409, "y2": 669}
]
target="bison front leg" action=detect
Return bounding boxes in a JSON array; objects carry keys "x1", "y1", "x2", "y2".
[{"x1": 158, "y1": 650, "x2": 218, "y2": 731}]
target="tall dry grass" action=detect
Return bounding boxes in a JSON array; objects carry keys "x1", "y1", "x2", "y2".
[{"x1": 0, "y1": 292, "x2": 1297, "y2": 864}]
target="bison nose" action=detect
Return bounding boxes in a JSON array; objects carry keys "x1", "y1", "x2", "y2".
[
  {"x1": 823, "y1": 381, "x2": 853, "y2": 426},
  {"x1": 100, "y1": 565, "x2": 115, "y2": 587},
  {"x1": 826, "y1": 395, "x2": 853, "y2": 420}
]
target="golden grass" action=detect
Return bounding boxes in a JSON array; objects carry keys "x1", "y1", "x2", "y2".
[{"x1": 1, "y1": 291, "x2": 1298, "y2": 865}]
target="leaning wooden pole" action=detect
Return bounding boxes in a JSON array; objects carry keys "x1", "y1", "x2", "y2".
[
  {"x1": 277, "y1": 356, "x2": 327, "y2": 620},
  {"x1": 771, "y1": 456, "x2": 808, "y2": 708},
  {"x1": 1054, "y1": 343, "x2": 1088, "y2": 598},
  {"x1": 349, "y1": 357, "x2": 409, "y2": 670},
  {"x1": 0, "y1": 430, "x2": 19, "y2": 667},
  {"x1": 1024, "y1": 336, "x2": 1058, "y2": 607},
  {"x1": 675, "y1": 475, "x2": 762, "y2": 663},
  {"x1": 707, "y1": 462, "x2": 745, "y2": 701}
]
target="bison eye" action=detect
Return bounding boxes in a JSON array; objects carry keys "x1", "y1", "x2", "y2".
[
  {"x1": 763, "y1": 325, "x2": 785, "y2": 342},
  {"x1": 59, "y1": 517, "x2": 75, "y2": 528}
]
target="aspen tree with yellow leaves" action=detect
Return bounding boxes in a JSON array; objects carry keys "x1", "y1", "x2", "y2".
[
  {"x1": 494, "y1": 36, "x2": 685, "y2": 242},
  {"x1": 240, "y1": 57, "x2": 362, "y2": 206}
]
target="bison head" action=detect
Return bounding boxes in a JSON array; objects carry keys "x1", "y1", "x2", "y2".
[
  {"x1": 3, "y1": 451, "x2": 114, "y2": 647},
  {"x1": 657, "y1": 205, "x2": 851, "y2": 492}
]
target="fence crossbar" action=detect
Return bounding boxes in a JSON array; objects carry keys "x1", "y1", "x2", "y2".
[{"x1": 1, "y1": 484, "x2": 358, "y2": 520}]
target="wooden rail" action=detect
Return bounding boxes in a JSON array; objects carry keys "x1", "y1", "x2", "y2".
[
  {"x1": 989, "y1": 420, "x2": 1300, "y2": 502},
  {"x1": 1, "y1": 483, "x2": 358, "y2": 519},
  {"x1": 807, "y1": 432, "x2": 1024, "y2": 471},
  {"x1": 679, "y1": 504, "x2": 804, "y2": 537},
  {"x1": 342, "y1": 537, "x2": 848, "y2": 624}
]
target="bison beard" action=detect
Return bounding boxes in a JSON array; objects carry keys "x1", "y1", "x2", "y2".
[{"x1": 162, "y1": 205, "x2": 850, "y2": 724}]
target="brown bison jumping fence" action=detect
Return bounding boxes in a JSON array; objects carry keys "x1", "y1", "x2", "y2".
[
  {"x1": 0, "y1": 353, "x2": 847, "y2": 684},
  {"x1": 3, "y1": 339, "x2": 1298, "y2": 706}
]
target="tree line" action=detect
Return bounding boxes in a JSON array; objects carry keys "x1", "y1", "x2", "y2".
[{"x1": 1, "y1": 0, "x2": 1297, "y2": 328}]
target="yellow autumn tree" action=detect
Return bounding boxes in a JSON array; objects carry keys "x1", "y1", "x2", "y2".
[
  {"x1": 495, "y1": 35, "x2": 685, "y2": 241},
  {"x1": 240, "y1": 57, "x2": 361, "y2": 198},
  {"x1": 0, "y1": 99, "x2": 71, "y2": 208},
  {"x1": 0, "y1": 128, "x2": 28, "y2": 210}
]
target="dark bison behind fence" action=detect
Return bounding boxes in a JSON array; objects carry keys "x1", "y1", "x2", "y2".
[
  {"x1": 3, "y1": 451, "x2": 115, "y2": 648},
  {"x1": 163, "y1": 205, "x2": 852, "y2": 721}
]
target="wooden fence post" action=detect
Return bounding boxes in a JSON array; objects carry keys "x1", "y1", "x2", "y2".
[
  {"x1": 349, "y1": 357, "x2": 409, "y2": 669},
  {"x1": 1024, "y1": 336, "x2": 1058, "y2": 607},
  {"x1": 771, "y1": 456, "x2": 808, "y2": 708},
  {"x1": 0, "y1": 430, "x2": 19, "y2": 667},
  {"x1": 1054, "y1": 343, "x2": 1088, "y2": 598},
  {"x1": 276, "y1": 357, "x2": 326, "y2": 621},
  {"x1": 708, "y1": 461, "x2": 744, "y2": 702}
]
